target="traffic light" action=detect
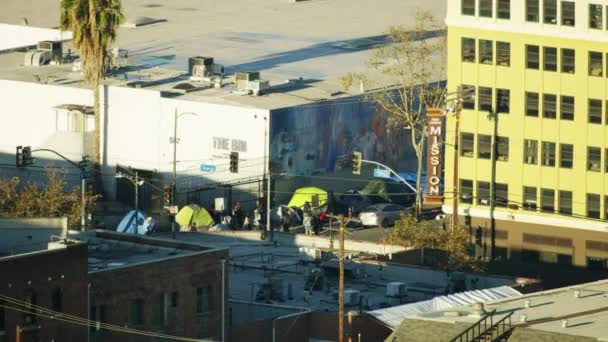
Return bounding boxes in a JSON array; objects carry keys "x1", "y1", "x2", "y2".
[
  {"x1": 229, "y1": 152, "x2": 239, "y2": 173},
  {"x1": 16, "y1": 146, "x2": 33, "y2": 167},
  {"x1": 164, "y1": 186, "x2": 173, "y2": 205},
  {"x1": 351, "y1": 151, "x2": 362, "y2": 175},
  {"x1": 475, "y1": 227, "x2": 482, "y2": 246}
]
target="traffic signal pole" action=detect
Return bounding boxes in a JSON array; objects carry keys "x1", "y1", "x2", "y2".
[
  {"x1": 172, "y1": 109, "x2": 177, "y2": 239},
  {"x1": 338, "y1": 215, "x2": 345, "y2": 342}
]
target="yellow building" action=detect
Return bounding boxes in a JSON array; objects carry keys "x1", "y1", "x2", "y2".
[{"x1": 445, "y1": 0, "x2": 608, "y2": 268}]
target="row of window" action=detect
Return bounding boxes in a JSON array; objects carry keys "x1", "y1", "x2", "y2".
[
  {"x1": 462, "y1": 85, "x2": 608, "y2": 124},
  {"x1": 462, "y1": 0, "x2": 512, "y2": 19},
  {"x1": 462, "y1": 134, "x2": 608, "y2": 172},
  {"x1": 460, "y1": 180, "x2": 607, "y2": 219},
  {"x1": 462, "y1": 0, "x2": 608, "y2": 31},
  {"x1": 462, "y1": 38, "x2": 608, "y2": 77}
]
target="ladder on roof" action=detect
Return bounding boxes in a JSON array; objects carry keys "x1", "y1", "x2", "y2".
[{"x1": 449, "y1": 309, "x2": 514, "y2": 342}]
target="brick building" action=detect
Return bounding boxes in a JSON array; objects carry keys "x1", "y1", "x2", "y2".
[
  {"x1": 0, "y1": 226, "x2": 228, "y2": 342},
  {"x1": 0, "y1": 241, "x2": 89, "y2": 342}
]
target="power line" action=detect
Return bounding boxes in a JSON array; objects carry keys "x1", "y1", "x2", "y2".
[{"x1": 0, "y1": 294, "x2": 210, "y2": 342}]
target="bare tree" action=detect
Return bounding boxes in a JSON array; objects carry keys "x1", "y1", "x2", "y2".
[{"x1": 341, "y1": 10, "x2": 446, "y2": 214}]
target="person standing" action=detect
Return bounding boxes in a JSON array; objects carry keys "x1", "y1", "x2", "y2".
[
  {"x1": 233, "y1": 202, "x2": 243, "y2": 230},
  {"x1": 303, "y1": 202, "x2": 313, "y2": 236}
]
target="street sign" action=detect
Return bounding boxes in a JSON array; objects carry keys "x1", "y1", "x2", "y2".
[
  {"x1": 373, "y1": 168, "x2": 391, "y2": 179},
  {"x1": 163, "y1": 205, "x2": 179, "y2": 214},
  {"x1": 200, "y1": 164, "x2": 216, "y2": 173}
]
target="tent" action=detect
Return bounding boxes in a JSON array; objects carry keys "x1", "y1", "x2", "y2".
[
  {"x1": 288, "y1": 187, "x2": 328, "y2": 209},
  {"x1": 175, "y1": 204, "x2": 214, "y2": 231},
  {"x1": 116, "y1": 210, "x2": 155, "y2": 235}
]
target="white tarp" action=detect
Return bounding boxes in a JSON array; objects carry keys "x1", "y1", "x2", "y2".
[
  {"x1": 0, "y1": 24, "x2": 72, "y2": 52},
  {"x1": 368, "y1": 286, "x2": 522, "y2": 329}
]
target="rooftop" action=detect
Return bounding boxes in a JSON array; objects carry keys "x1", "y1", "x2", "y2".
[
  {"x1": 0, "y1": 0, "x2": 446, "y2": 109},
  {"x1": 396, "y1": 279, "x2": 608, "y2": 341}
]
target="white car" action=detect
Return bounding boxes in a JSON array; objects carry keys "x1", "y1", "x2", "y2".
[{"x1": 358, "y1": 203, "x2": 412, "y2": 228}]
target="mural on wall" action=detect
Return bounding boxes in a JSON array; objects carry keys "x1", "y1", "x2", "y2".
[{"x1": 269, "y1": 98, "x2": 417, "y2": 177}]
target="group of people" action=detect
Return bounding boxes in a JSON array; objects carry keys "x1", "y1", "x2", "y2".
[{"x1": 209, "y1": 202, "x2": 267, "y2": 231}]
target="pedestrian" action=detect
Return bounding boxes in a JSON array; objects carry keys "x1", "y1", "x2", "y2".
[
  {"x1": 303, "y1": 202, "x2": 313, "y2": 236},
  {"x1": 232, "y1": 202, "x2": 243, "y2": 230},
  {"x1": 253, "y1": 207, "x2": 261, "y2": 230},
  {"x1": 281, "y1": 207, "x2": 293, "y2": 233},
  {"x1": 243, "y1": 213, "x2": 252, "y2": 230}
]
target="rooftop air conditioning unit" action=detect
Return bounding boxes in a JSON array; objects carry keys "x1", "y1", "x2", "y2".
[
  {"x1": 344, "y1": 289, "x2": 360, "y2": 306},
  {"x1": 386, "y1": 282, "x2": 408, "y2": 298},
  {"x1": 235, "y1": 71, "x2": 270, "y2": 96},
  {"x1": 189, "y1": 56, "x2": 224, "y2": 87},
  {"x1": 37, "y1": 40, "x2": 62, "y2": 64},
  {"x1": 24, "y1": 50, "x2": 51, "y2": 67}
]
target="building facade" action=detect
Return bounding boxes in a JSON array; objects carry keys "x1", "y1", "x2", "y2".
[{"x1": 445, "y1": 0, "x2": 608, "y2": 267}]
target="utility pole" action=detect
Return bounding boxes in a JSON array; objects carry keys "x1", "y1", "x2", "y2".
[
  {"x1": 489, "y1": 110, "x2": 498, "y2": 260},
  {"x1": 338, "y1": 215, "x2": 345, "y2": 342},
  {"x1": 451, "y1": 86, "x2": 463, "y2": 230},
  {"x1": 172, "y1": 109, "x2": 178, "y2": 239}
]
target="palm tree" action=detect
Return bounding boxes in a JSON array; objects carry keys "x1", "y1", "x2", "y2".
[{"x1": 60, "y1": 0, "x2": 124, "y2": 192}]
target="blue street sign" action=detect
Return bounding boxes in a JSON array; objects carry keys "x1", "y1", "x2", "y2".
[
  {"x1": 373, "y1": 168, "x2": 391, "y2": 179},
  {"x1": 200, "y1": 164, "x2": 216, "y2": 173}
]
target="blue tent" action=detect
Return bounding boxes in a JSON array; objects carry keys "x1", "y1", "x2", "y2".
[{"x1": 116, "y1": 210, "x2": 155, "y2": 235}]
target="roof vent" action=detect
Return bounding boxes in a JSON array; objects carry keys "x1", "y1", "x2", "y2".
[
  {"x1": 189, "y1": 56, "x2": 224, "y2": 88},
  {"x1": 123, "y1": 17, "x2": 167, "y2": 28},
  {"x1": 235, "y1": 71, "x2": 269, "y2": 96}
]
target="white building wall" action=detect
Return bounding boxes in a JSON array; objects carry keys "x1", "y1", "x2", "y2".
[{"x1": 0, "y1": 80, "x2": 270, "y2": 200}]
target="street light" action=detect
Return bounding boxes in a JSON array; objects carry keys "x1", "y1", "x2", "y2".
[
  {"x1": 115, "y1": 171, "x2": 144, "y2": 230},
  {"x1": 171, "y1": 109, "x2": 198, "y2": 239}
]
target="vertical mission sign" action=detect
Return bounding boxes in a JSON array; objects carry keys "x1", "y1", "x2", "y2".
[{"x1": 425, "y1": 108, "x2": 443, "y2": 205}]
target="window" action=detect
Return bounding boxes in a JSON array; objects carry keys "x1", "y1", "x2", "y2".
[
  {"x1": 497, "y1": 0, "x2": 510, "y2": 19},
  {"x1": 526, "y1": 0, "x2": 540, "y2": 22},
  {"x1": 158, "y1": 293, "x2": 166, "y2": 328},
  {"x1": 461, "y1": 132, "x2": 474, "y2": 157},
  {"x1": 560, "y1": 96, "x2": 574, "y2": 120},
  {"x1": 462, "y1": 85, "x2": 476, "y2": 109},
  {"x1": 196, "y1": 286, "x2": 213, "y2": 315},
  {"x1": 544, "y1": 0, "x2": 557, "y2": 24},
  {"x1": 462, "y1": 38, "x2": 476, "y2": 62},
  {"x1": 90, "y1": 305, "x2": 106, "y2": 332},
  {"x1": 479, "y1": 40, "x2": 493, "y2": 64},
  {"x1": 0, "y1": 299, "x2": 4, "y2": 331},
  {"x1": 128, "y1": 298, "x2": 144, "y2": 326},
  {"x1": 495, "y1": 183, "x2": 508, "y2": 207},
  {"x1": 479, "y1": 0, "x2": 493, "y2": 17},
  {"x1": 171, "y1": 291, "x2": 178, "y2": 307},
  {"x1": 589, "y1": 51, "x2": 603, "y2": 76},
  {"x1": 497, "y1": 136, "x2": 509, "y2": 161},
  {"x1": 526, "y1": 92, "x2": 539, "y2": 117},
  {"x1": 524, "y1": 186, "x2": 537, "y2": 210},
  {"x1": 560, "y1": 144, "x2": 573, "y2": 168},
  {"x1": 561, "y1": 1, "x2": 575, "y2": 26},
  {"x1": 543, "y1": 47, "x2": 557, "y2": 71},
  {"x1": 589, "y1": 99, "x2": 603, "y2": 124},
  {"x1": 496, "y1": 41, "x2": 510, "y2": 66},
  {"x1": 587, "y1": 193, "x2": 601, "y2": 218},
  {"x1": 526, "y1": 45, "x2": 539, "y2": 69},
  {"x1": 496, "y1": 89, "x2": 510, "y2": 113},
  {"x1": 524, "y1": 139, "x2": 538, "y2": 164},
  {"x1": 587, "y1": 257, "x2": 608, "y2": 270},
  {"x1": 561, "y1": 49, "x2": 575, "y2": 73},
  {"x1": 542, "y1": 142, "x2": 556, "y2": 166},
  {"x1": 51, "y1": 287, "x2": 63, "y2": 313},
  {"x1": 588, "y1": 146, "x2": 601, "y2": 172},
  {"x1": 559, "y1": 190, "x2": 573, "y2": 215},
  {"x1": 462, "y1": 0, "x2": 476, "y2": 15},
  {"x1": 479, "y1": 87, "x2": 492, "y2": 112},
  {"x1": 477, "y1": 181, "x2": 491, "y2": 205},
  {"x1": 23, "y1": 290, "x2": 37, "y2": 324},
  {"x1": 557, "y1": 254, "x2": 572, "y2": 265},
  {"x1": 478, "y1": 134, "x2": 492, "y2": 159},
  {"x1": 590, "y1": 4, "x2": 603, "y2": 29},
  {"x1": 541, "y1": 188, "x2": 555, "y2": 212},
  {"x1": 460, "y1": 179, "x2": 473, "y2": 203},
  {"x1": 543, "y1": 94, "x2": 557, "y2": 119}
]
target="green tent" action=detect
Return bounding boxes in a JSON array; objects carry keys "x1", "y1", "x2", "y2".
[
  {"x1": 288, "y1": 187, "x2": 328, "y2": 209},
  {"x1": 176, "y1": 204, "x2": 214, "y2": 231}
]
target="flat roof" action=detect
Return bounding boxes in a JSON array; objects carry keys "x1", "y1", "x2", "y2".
[
  {"x1": 0, "y1": 0, "x2": 446, "y2": 109},
  {"x1": 408, "y1": 279, "x2": 608, "y2": 340}
]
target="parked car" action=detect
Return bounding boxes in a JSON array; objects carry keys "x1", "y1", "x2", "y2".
[{"x1": 358, "y1": 203, "x2": 412, "y2": 228}]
